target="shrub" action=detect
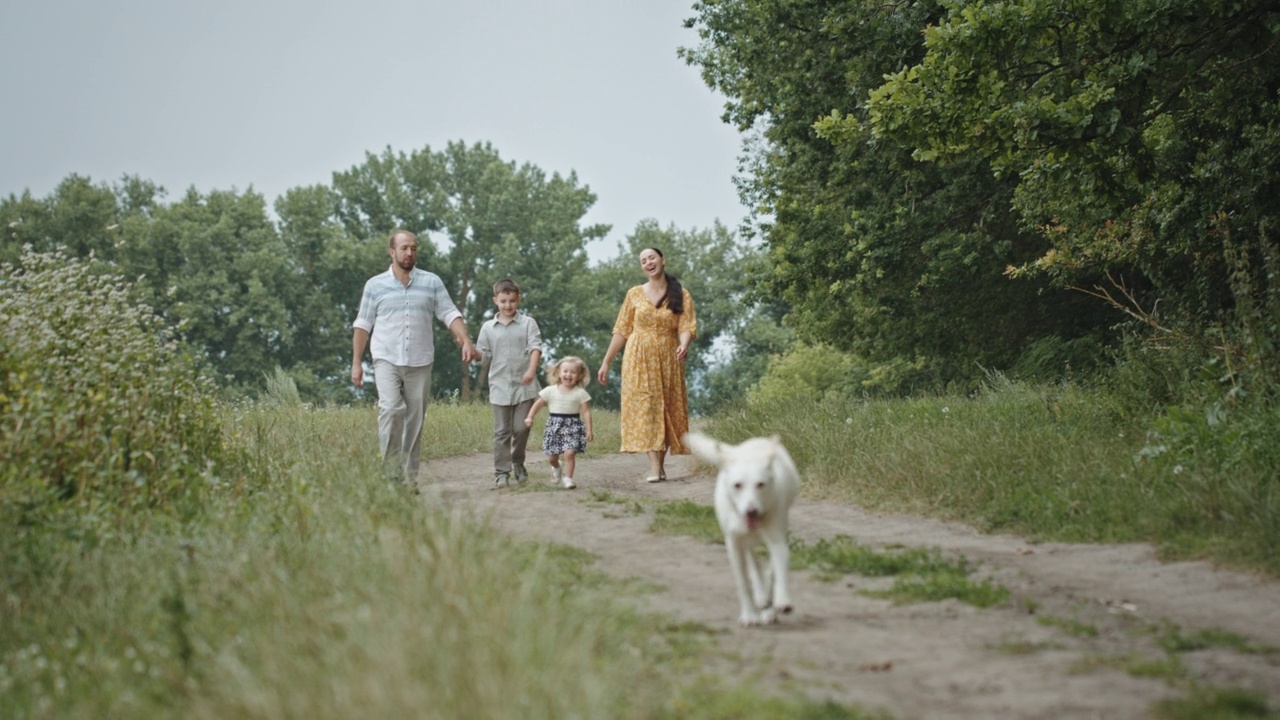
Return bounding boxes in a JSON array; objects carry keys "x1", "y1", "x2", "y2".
[
  {"x1": 262, "y1": 365, "x2": 303, "y2": 407},
  {"x1": 0, "y1": 249, "x2": 228, "y2": 521},
  {"x1": 747, "y1": 343, "x2": 932, "y2": 405}
]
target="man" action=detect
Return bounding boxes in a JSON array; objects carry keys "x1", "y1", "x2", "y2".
[{"x1": 352, "y1": 230, "x2": 479, "y2": 485}]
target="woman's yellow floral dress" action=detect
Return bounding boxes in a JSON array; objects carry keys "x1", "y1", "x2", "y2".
[{"x1": 612, "y1": 285, "x2": 697, "y2": 453}]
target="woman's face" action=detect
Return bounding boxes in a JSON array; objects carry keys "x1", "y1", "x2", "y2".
[{"x1": 638, "y1": 248, "x2": 664, "y2": 279}]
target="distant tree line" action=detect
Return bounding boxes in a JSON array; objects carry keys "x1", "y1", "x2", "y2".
[
  {"x1": 11, "y1": 0, "x2": 1276, "y2": 414},
  {"x1": 1, "y1": 141, "x2": 772, "y2": 412}
]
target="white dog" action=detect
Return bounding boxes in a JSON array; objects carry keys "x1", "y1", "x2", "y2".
[{"x1": 685, "y1": 432, "x2": 800, "y2": 626}]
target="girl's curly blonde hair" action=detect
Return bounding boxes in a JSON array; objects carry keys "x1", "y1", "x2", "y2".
[{"x1": 545, "y1": 356, "x2": 591, "y2": 388}]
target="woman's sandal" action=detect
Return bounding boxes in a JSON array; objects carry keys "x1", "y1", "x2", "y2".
[{"x1": 645, "y1": 474, "x2": 664, "y2": 483}]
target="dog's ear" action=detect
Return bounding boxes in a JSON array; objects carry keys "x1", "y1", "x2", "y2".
[
  {"x1": 683, "y1": 432, "x2": 723, "y2": 465},
  {"x1": 763, "y1": 435, "x2": 783, "y2": 464}
]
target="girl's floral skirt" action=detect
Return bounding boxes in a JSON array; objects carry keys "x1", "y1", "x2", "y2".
[{"x1": 543, "y1": 414, "x2": 587, "y2": 455}]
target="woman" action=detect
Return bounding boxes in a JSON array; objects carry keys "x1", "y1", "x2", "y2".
[{"x1": 597, "y1": 247, "x2": 697, "y2": 482}]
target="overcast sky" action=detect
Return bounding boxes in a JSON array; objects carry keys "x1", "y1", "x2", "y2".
[{"x1": 0, "y1": 1, "x2": 745, "y2": 261}]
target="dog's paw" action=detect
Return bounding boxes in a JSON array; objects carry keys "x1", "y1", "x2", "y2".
[
  {"x1": 739, "y1": 608, "x2": 778, "y2": 627},
  {"x1": 779, "y1": 603, "x2": 793, "y2": 615}
]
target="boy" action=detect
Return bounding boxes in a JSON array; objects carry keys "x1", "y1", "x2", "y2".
[{"x1": 475, "y1": 279, "x2": 543, "y2": 486}]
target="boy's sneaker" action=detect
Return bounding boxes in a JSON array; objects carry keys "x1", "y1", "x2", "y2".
[
  {"x1": 561, "y1": 476, "x2": 576, "y2": 490},
  {"x1": 494, "y1": 472, "x2": 510, "y2": 487},
  {"x1": 513, "y1": 463, "x2": 528, "y2": 484}
]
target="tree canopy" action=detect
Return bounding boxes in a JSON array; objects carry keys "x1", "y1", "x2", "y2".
[
  {"x1": 683, "y1": 0, "x2": 1280, "y2": 380},
  {"x1": 1, "y1": 144, "x2": 766, "y2": 410}
]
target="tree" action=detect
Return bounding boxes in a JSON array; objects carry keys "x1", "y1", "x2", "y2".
[
  {"x1": 331, "y1": 142, "x2": 607, "y2": 401},
  {"x1": 135, "y1": 188, "x2": 300, "y2": 386},
  {"x1": 0, "y1": 175, "x2": 123, "y2": 265},
  {"x1": 682, "y1": 0, "x2": 1109, "y2": 383},
  {"x1": 275, "y1": 184, "x2": 384, "y2": 399},
  {"x1": 1, "y1": 177, "x2": 323, "y2": 393},
  {"x1": 863, "y1": 0, "x2": 1280, "y2": 326}
]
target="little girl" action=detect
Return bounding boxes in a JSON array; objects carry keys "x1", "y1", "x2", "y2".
[{"x1": 524, "y1": 356, "x2": 593, "y2": 489}]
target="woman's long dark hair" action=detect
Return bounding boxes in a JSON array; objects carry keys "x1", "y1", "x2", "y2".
[{"x1": 645, "y1": 247, "x2": 683, "y2": 314}]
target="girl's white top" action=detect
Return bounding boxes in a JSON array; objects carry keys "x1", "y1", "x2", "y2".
[{"x1": 539, "y1": 385, "x2": 591, "y2": 415}]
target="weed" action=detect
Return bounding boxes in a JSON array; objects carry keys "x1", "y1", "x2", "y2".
[
  {"x1": 650, "y1": 500, "x2": 722, "y2": 543},
  {"x1": 862, "y1": 569, "x2": 1010, "y2": 607},
  {"x1": 1152, "y1": 622, "x2": 1278, "y2": 656},
  {"x1": 1152, "y1": 686, "x2": 1276, "y2": 719},
  {"x1": 790, "y1": 535, "x2": 1010, "y2": 608}
]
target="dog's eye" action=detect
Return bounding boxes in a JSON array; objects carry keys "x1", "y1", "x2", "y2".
[
  {"x1": 756, "y1": 481, "x2": 765, "y2": 489},
  {"x1": 733, "y1": 482, "x2": 743, "y2": 490}
]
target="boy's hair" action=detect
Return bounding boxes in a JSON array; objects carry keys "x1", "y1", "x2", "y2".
[
  {"x1": 546, "y1": 356, "x2": 591, "y2": 388},
  {"x1": 492, "y1": 278, "x2": 521, "y2": 296}
]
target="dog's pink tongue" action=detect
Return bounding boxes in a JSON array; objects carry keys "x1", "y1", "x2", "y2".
[{"x1": 746, "y1": 515, "x2": 762, "y2": 530}]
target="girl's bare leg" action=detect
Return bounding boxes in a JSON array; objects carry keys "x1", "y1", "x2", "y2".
[{"x1": 563, "y1": 450, "x2": 577, "y2": 479}]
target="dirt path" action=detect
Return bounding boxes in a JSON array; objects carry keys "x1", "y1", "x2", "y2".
[{"x1": 420, "y1": 450, "x2": 1280, "y2": 719}]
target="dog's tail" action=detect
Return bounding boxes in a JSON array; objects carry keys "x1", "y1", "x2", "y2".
[{"x1": 683, "y1": 432, "x2": 722, "y2": 465}]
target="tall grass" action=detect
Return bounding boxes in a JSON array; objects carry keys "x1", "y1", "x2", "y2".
[
  {"x1": 3, "y1": 403, "x2": 652, "y2": 718},
  {"x1": 2, "y1": 402, "x2": 870, "y2": 719},
  {"x1": 706, "y1": 380, "x2": 1279, "y2": 576}
]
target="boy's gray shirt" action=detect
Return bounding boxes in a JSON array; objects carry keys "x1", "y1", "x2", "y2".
[{"x1": 476, "y1": 311, "x2": 542, "y2": 405}]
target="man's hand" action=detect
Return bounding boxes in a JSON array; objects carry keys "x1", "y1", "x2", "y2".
[
  {"x1": 460, "y1": 339, "x2": 480, "y2": 363},
  {"x1": 351, "y1": 363, "x2": 363, "y2": 389}
]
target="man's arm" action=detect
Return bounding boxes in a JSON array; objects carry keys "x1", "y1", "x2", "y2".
[
  {"x1": 448, "y1": 317, "x2": 479, "y2": 362},
  {"x1": 352, "y1": 327, "x2": 370, "y2": 388}
]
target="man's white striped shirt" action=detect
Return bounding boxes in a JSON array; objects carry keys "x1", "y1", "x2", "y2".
[{"x1": 353, "y1": 266, "x2": 463, "y2": 367}]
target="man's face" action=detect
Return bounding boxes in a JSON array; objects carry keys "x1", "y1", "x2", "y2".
[
  {"x1": 493, "y1": 291, "x2": 521, "y2": 318},
  {"x1": 389, "y1": 234, "x2": 418, "y2": 271}
]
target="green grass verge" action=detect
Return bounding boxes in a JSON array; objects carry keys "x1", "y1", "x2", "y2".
[
  {"x1": 1, "y1": 402, "x2": 876, "y2": 719},
  {"x1": 705, "y1": 383, "x2": 1280, "y2": 576},
  {"x1": 647, "y1": 504, "x2": 1008, "y2": 609}
]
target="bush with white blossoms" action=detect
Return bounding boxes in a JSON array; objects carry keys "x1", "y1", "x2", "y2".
[{"x1": 0, "y1": 249, "x2": 228, "y2": 521}]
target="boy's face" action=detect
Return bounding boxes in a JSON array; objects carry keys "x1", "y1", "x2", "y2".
[{"x1": 493, "y1": 290, "x2": 521, "y2": 318}]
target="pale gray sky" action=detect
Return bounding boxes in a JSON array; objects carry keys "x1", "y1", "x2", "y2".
[{"x1": 0, "y1": 1, "x2": 745, "y2": 260}]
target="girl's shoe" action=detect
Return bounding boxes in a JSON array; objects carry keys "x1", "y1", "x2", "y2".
[
  {"x1": 551, "y1": 466, "x2": 563, "y2": 484},
  {"x1": 562, "y1": 475, "x2": 576, "y2": 489}
]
